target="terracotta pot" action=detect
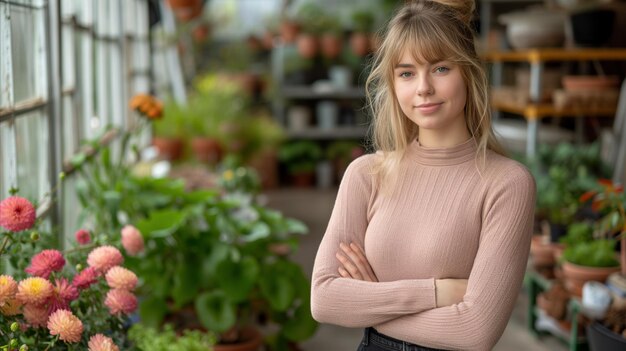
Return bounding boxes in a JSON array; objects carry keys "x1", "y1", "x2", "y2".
[
  {"x1": 562, "y1": 75, "x2": 620, "y2": 92},
  {"x1": 320, "y1": 34, "x2": 342, "y2": 59},
  {"x1": 167, "y1": 0, "x2": 203, "y2": 22},
  {"x1": 530, "y1": 236, "x2": 556, "y2": 268},
  {"x1": 369, "y1": 34, "x2": 381, "y2": 53},
  {"x1": 291, "y1": 172, "x2": 315, "y2": 188},
  {"x1": 561, "y1": 261, "x2": 620, "y2": 297},
  {"x1": 280, "y1": 20, "x2": 300, "y2": 44},
  {"x1": 215, "y1": 327, "x2": 263, "y2": 351},
  {"x1": 191, "y1": 137, "x2": 222, "y2": 164},
  {"x1": 248, "y1": 150, "x2": 279, "y2": 189},
  {"x1": 297, "y1": 34, "x2": 318, "y2": 59},
  {"x1": 152, "y1": 137, "x2": 183, "y2": 161},
  {"x1": 350, "y1": 32, "x2": 370, "y2": 57},
  {"x1": 193, "y1": 24, "x2": 210, "y2": 43}
]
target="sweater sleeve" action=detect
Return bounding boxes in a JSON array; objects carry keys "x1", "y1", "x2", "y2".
[
  {"x1": 374, "y1": 164, "x2": 536, "y2": 351},
  {"x1": 310, "y1": 156, "x2": 437, "y2": 327}
]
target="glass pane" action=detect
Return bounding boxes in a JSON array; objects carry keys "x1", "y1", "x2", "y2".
[
  {"x1": 61, "y1": 176, "x2": 80, "y2": 247},
  {"x1": 0, "y1": 122, "x2": 16, "y2": 198},
  {"x1": 62, "y1": 25, "x2": 75, "y2": 89},
  {"x1": 10, "y1": 5, "x2": 44, "y2": 103},
  {"x1": 15, "y1": 110, "x2": 50, "y2": 201},
  {"x1": 0, "y1": 123, "x2": 5, "y2": 198},
  {"x1": 62, "y1": 95, "x2": 76, "y2": 161}
]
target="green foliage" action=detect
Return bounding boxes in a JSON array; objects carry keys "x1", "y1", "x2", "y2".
[
  {"x1": 154, "y1": 100, "x2": 187, "y2": 138},
  {"x1": 351, "y1": 9, "x2": 375, "y2": 33},
  {"x1": 278, "y1": 141, "x2": 323, "y2": 174},
  {"x1": 559, "y1": 221, "x2": 594, "y2": 246},
  {"x1": 562, "y1": 239, "x2": 619, "y2": 267},
  {"x1": 128, "y1": 323, "x2": 215, "y2": 351}
]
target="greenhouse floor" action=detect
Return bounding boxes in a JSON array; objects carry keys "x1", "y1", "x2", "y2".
[{"x1": 266, "y1": 188, "x2": 568, "y2": 351}]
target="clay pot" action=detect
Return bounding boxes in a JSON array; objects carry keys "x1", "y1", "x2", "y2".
[
  {"x1": 280, "y1": 20, "x2": 300, "y2": 44},
  {"x1": 561, "y1": 261, "x2": 620, "y2": 297},
  {"x1": 167, "y1": 0, "x2": 203, "y2": 22},
  {"x1": 191, "y1": 137, "x2": 222, "y2": 164},
  {"x1": 248, "y1": 149, "x2": 279, "y2": 189},
  {"x1": 350, "y1": 32, "x2": 370, "y2": 57},
  {"x1": 320, "y1": 34, "x2": 343, "y2": 59},
  {"x1": 152, "y1": 137, "x2": 183, "y2": 161},
  {"x1": 291, "y1": 172, "x2": 315, "y2": 188},
  {"x1": 530, "y1": 236, "x2": 556, "y2": 268},
  {"x1": 215, "y1": 327, "x2": 263, "y2": 351},
  {"x1": 297, "y1": 34, "x2": 318, "y2": 59},
  {"x1": 562, "y1": 75, "x2": 620, "y2": 92}
]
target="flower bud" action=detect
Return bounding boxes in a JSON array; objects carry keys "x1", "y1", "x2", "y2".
[
  {"x1": 20, "y1": 345, "x2": 29, "y2": 351},
  {"x1": 30, "y1": 231, "x2": 39, "y2": 241},
  {"x1": 10, "y1": 322, "x2": 19, "y2": 332},
  {"x1": 10, "y1": 339, "x2": 18, "y2": 348},
  {"x1": 75, "y1": 263, "x2": 83, "y2": 271},
  {"x1": 59, "y1": 172, "x2": 66, "y2": 180}
]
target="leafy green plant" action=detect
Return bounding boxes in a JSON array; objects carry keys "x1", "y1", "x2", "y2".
[
  {"x1": 562, "y1": 239, "x2": 619, "y2": 267},
  {"x1": 128, "y1": 323, "x2": 215, "y2": 351},
  {"x1": 278, "y1": 141, "x2": 323, "y2": 174},
  {"x1": 154, "y1": 100, "x2": 187, "y2": 138},
  {"x1": 351, "y1": 9, "x2": 375, "y2": 33},
  {"x1": 295, "y1": 2, "x2": 327, "y2": 35},
  {"x1": 559, "y1": 221, "x2": 594, "y2": 247}
]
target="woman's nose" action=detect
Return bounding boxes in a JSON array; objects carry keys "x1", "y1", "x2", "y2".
[{"x1": 416, "y1": 78, "x2": 434, "y2": 96}]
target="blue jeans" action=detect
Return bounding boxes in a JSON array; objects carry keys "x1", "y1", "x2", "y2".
[{"x1": 357, "y1": 327, "x2": 447, "y2": 351}]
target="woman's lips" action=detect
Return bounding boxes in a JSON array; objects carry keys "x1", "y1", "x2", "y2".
[{"x1": 415, "y1": 102, "x2": 443, "y2": 114}]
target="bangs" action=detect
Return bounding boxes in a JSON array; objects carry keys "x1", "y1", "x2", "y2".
[{"x1": 390, "y1": 16, "x2": 465, "y2": 66}]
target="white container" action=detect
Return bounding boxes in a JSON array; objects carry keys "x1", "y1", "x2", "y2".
[
  {"x1": 329, "y1": 66, "x2": 353, "y2": 90},
  {"x1": 316, "y1": 160, "x2": 334, "y2": 189},
  {"x1": 316, "y1": 101, "x2": 339, "y2": 129},
  {"x1": 288, "y1": 106, "x2": 311, "y2": 131},
  {"x1": 582, "y1": 281, "x2": 613, "y2": 319}
]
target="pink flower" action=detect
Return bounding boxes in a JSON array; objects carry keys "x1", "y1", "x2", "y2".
[
  {"x1": 121, "y1": 225, "x2": 144, "y2": 255},
  {"x1": 104, "y1": 289, "x2": 137, "y2": 316},
  {"x1": 87, "y1": 246, "x2": 123, "y2": 273},
  {"x1": 48, "y1": 278, "x2": 79, "y2": 313},
  {"x1": 88, "y1": 334, "x2": 120, "y2": 351},
  {"x1": 23, "y1": 303, "x2": 49, "y2": 328},
  {"x1": 72, "y1": 267, "x2": 99, "y2": 290},
  {"x1": 105, "y1": 266, "x2": 137, "y2": 291},
  {"x1": 0, "y1": 275, "x2": 17, "y2": 307},
  {"x1": 75, "y1": 229, "x2": 91, "y2": 244},
  {"x1": 16, "y1": 277, "x2": 53, "y2": 305},
  {"x1": 47, "y1": 309, "x2": 83, "y2": 343},
  {"x1": 0, "y1": 196, "x2": 36, "y2": 232},
  {"x1": 25, "y1": 250, "x2": 66, "y2": 279}
]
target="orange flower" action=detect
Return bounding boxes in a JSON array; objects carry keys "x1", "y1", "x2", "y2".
[
  {"x1": 0, "y1": 275, "x2": 17, "y2": 307},
  {"x1": 579, "y1": 191, "x2": 597, "y2": 203},
  {"x1": 0, "y1": 298, "x2": 22, "y2": 316},
  {"x1": 16, "y1": 277, "x2": 53, "y2": 306},
  {"x1": 47, "y1": 309, "x2": 83, "y2": 343}
]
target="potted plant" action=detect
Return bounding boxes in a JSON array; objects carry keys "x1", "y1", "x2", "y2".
[
  {"x1": 318, "y1": 13, "x2": 344, "y2": 60},
  {"x1": 153, "y1": 100, "x2": 186, "y2": 161},
  {"x1": 278, "y1": 141, "x2": 323, "y2": 187},
  {"x1": 350, "y1": 9, "x2": 376, "y2": 57},
  {"x1": 242, "y1": 111, "x2": 286, "y2": 189},
  {"x1": 294, "y1": 2, "x2": 326, "y2": 59},
  {"x1": 128, "y1": 323, "x2": 215, "y2": 350}
]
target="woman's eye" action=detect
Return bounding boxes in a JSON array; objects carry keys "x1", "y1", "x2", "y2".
[
  {"x1": 434, "y1": 66, "x2": 449, "y2": 73},
  {"x1": 399, "y1": 71, "x2": 413, "y2": 78}
]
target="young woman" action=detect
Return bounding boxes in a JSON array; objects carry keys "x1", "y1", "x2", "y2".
[{"x1": 310, "y1": 1, "x2": 536, "y2": 350}]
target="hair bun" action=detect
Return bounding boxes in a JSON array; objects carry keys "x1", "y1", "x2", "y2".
[{"x1": 430, "y1": 0, "x2": 475, "y2": 26}]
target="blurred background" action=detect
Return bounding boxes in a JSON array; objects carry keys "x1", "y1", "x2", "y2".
[{"x1": 1, "y1": 0, "x2": 626, "y2": 350}]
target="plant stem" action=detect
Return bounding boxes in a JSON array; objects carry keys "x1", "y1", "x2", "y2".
[{"x1": 0, "y1": 234, "x2": 12, "y2": 257}]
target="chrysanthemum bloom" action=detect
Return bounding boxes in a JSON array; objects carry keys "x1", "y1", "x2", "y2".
[
  {"x1": 88, "y1": 334, "x2": 120, "y2": 351},
  {"x1": 0, "y1": 275, "x2": 17, "y2": 307},
  {"x1": 23, "y1": 303, "x2": 49, "y2": 328},
  {"x1": 74, "y1": 229, "x2": 91, "y2": 245},
  {"x1": 104, "y1": 289, "x2": 137, "y2": 315},
  {"x1": 87, "y1": 246, "x2": 123, "y2": 273},
  {"x1": 25, "y1": 250, "x2": 66, "y2": 279},
  {"x1": 0, "y1": 298, "x2": 22, "y2": 316},
  {"x1": 105, "y1": 266, "x2": 137, "y2": 291},
  {"x1": 48, "y1": 278, "x2": 79, "y2": 312},
  {"x1": 121, "y1": 225, "x2": 144, "y2": 255},
  {"x1": 0, "y1": 196, "x2": 36, "y2": 232},
  {"x1": 72, "y1": 267, "x2": 99, "y2": 290},
  {"x1": 16, "y1": 277, "x2": 53, "y2": 305},
  {"x1": 47, "y1": 309, "x2": 83, "y2": 343}
]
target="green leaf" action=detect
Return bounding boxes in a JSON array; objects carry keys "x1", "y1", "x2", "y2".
[
  {"x1": 245, "y1": 222, "x2": 270, "y2": 242},
  {"x1": 139, "y1": 295, "x2": 168, "y2": 328},
  {"x1": 260, "y1": 267, "x2": 295, "y2": 311},
  {"x1": 172, "y1": 259, "x2": 201, "y2": 308},
  {"x1": 70, "y1": 152, "x2": 87, "y2": 167},
  {"x1": 286, "y1": 218, "x2": 308, "y2": 234},
  {"x1": 202, "y1": 243, "x2": 231, "y2": 279},
  {"x1": 183, "y1": 190, "x2": 218, "y2": 203},
  {"x1": 215, "y1": 256, "x2": 259, "y2": 302},
  {"x1": 195, "y1": 291, "x2": 236, "y2": 333},
  {"x1": 282, "y1": 302, "x2": 318, "y2": 341},
  {"x1": 136, "y1": 209, "x2": 187, "y2": 238}
]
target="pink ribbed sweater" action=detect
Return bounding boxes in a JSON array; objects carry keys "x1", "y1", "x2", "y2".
[{"x1": 311, "y1": 138, "x2": 536, "y2": 351}]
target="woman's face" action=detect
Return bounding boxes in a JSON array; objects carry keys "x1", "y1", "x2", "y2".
[{"x1": 393, "y1": 49, "x2": 467, "y2": 133}]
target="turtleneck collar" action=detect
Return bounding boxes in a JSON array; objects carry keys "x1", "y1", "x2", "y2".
[{"x1": 408, "y1": 137, "x2": 478, "y2": 166}]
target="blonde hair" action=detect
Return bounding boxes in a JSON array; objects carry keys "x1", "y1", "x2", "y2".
[{"x1": 365, "y1": 0, "x2": 505, "y2": 184}]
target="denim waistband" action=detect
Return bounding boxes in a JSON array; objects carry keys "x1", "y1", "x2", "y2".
[{"x1": 363, "y1": 327, "x2": 446, "y2": 351}]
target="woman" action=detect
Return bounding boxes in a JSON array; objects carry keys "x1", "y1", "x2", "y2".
[{"x1": 310, "y1": 1, "x2": 536, "y2": 350}]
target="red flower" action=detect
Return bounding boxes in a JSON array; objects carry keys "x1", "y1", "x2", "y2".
[
  {"x1": 104, "y1": 289, "x2": 137, "y2": 316},
  {"x1": 48, "y1": 278, "x2": 79, "y2": 313},
  {"x1": 74, "y1": 229, "x2": 91, "y2": 245},
  {"x1": 72, "y1": 267, "x2": 99, "y2": 290},
  {"x1": 579, "y1": 191, "x2": 597, "y2": 203},
  {"x1": 0, "y1": 196, "x2": 36, "y2": 232},
  {"x1": 25, "y1": 250, "x2": 66, "y2": 279}
]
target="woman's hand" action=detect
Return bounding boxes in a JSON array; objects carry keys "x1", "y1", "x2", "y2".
[
  {"x1": 335, "y1": 242, "x2": 378, "y2": 282},
  {"x1": 434, "y1": 279, "x2": 468, "y2": 307}
]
